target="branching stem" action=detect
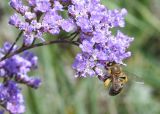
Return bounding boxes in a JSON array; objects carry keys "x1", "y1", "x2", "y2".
[{"x1": 0, "y1": 39, "x2": 79, "y2": 62}]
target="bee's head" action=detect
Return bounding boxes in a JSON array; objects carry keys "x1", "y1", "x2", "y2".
[{"x1": 106, "y1": 61, "x2": 116, "y2": 67}]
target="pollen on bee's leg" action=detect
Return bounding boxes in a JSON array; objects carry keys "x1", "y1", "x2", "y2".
[
  {"x1": 104, "y1": 78, "x2": 111, "y2": 87},
  {"x1": 125, "y1": 76, "x2": 128, "y2": 83}
]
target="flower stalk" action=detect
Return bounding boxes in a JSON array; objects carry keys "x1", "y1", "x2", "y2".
[{"x1": 0, "y1": 39, "x2": 79, "y2": 62}]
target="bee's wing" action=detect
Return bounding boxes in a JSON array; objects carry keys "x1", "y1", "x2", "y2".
[{"x1": 124, "y1": 70, "x2": 144, "y2": 85}]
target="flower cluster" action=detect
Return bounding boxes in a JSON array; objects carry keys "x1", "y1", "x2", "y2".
[
  {"x1": 6, "y1": 0, "x2": 134, "y2": 113},
  {"x1": 0, "y1": 42, "x2": 41, "y2": 114},
  {"x1": 9, "y1": 0, "x2": 76, "y2": 46},
  {"x1": 9, "y1": 0, "x2": 133, "y2": 78},
  {"x1": 71, "y1": 0, "x2": 134, "y2": 77}
]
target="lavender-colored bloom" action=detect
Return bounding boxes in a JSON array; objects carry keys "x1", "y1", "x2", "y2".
[
  {"x1": 54, "y1": 1, "x2": 63, "y2": 11},
  {"x1": 0, "y1": 42, "x2": 17, "y2": 54},
  {"x1": 0, "y1": 69, "x2": 5, "y2": 77},
  {"x1": 24, "y1": 12, "x2": 36, "y2": 20},
  {"x1": 72, "y1": 53, "x2": 87, "y2": 73},
  {"x1": 42, "y1": 9, "x2": 62, "y2": 34},
  {"x1": 9, "y1": 0, "x2": 80, "y2": 44},
  {"x1": 107, "y1": 8, "x2": 128, "y2": 28},
  {"x1": 34, "y1": 0, "x2": 51, "y2": 13},
  {"x1": 9, "y1": 0, "x2": 70, "y2": 43},
  {"x1": 60, "y1": 0, "x2": 71, "y2": 3},
  {"x1": 105, "y1": 31, "x2": 134, "y2": 63},
  {"x1": 0, "y1": 42, "x2": 40, "y2": 83},
  {"x1": 27, "y1": 0, "x2": 36, "y2": 6},
  {"x1": 72, "y1": 53, "x2": 96, "y2": 77},
  {"x1": 79, "y1": 40, "x2": 94, "y2": 53},
  {"x1": 26, "y1": 77, "x2": 41, "y2": 89},
  {"x1": 22, "y1": 51, "x2": 38, "y2": 69},
  {"x1": 0, "y1": 110, "x2": 4, "y2": 114},
  {"x1": 60, "y1": 19, "x2": 76, "y2": 32},
  {"x1": 10, "y1": 0, "x2": 29, "y2": 15},
  {"x1": 15, "y1": 74, "x2": 41, "y2": 89},
  {"x1": 0, "y1": 42, "x2": 41, "y2": 114},
  {"x1": 6, "y1": 0, "x2": 134, "y2": 113},
  {"x1": 0, "y1": 81, "x2": 25, "y2": 114},
  {"x1": 76, "y1": 17, "x2": 93, "y2": 33},
  {"x1": 71, "y1": 0, "x2": 134, "y2": 77},
  {"x1": 8, "y1": 0, "x2": 133, "y2": 79},
  {"x1": 23, "y1": 33, "x2": 34, "y2": 46},
  {"x1": 8, "y1": 14, "x2": 21, "y2": 28}
]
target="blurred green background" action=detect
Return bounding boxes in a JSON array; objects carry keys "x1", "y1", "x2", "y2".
[{"x1": 0, "y1": 0, "x2": 160, "y2": 114}]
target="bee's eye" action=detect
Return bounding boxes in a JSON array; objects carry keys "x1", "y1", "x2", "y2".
[
  {"x1": 106, "y1": 62, "x2": 114, "y2": 66},
  {"x1": 106, "y1": 63, "x2": 112, "y2": 66},
  {"x1": 109, "y1": 63, "x2": 112, "y2": 66}
]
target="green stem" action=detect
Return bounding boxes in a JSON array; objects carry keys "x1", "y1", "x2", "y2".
[
  {"x1": 0, "y1": 39, "x2": 79, "y2": 62},
  {"x1": 1, "y1": 31, "x2": 23, "y2": 60}
]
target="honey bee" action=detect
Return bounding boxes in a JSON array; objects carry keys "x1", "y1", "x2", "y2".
[{"x1": 98, "y1": 62, "x2": 128, "y2": 96}]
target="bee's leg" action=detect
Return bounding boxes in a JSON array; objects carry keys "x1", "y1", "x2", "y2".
[
  {"x1": 97, "y1": 68, "x2": 112, "y2": 87},
  {"x1": 124, "y1": 76, "x2": 128, "y2": 83},
  {"x1": 97, "y1": 74, "x2": 112, "y2": 88},
  {"x1": 119, "y1": 75, "x2": 128, "y2": 83},
  {"x1": 104, "y1": 78, "x2": 111, "y2": 87},
  {"x1": 97, "y1": 74, "x2": 110, "y2": 82},
  {"x1": 98, "y1": 75, "x2": 105, "y2": 81}
]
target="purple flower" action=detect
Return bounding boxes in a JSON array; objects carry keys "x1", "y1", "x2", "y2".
[
  {"x1": 60, "y1": 19, "x2": 76, "y2": 32},
  {"x1": 23, "y1": 33, "x2": 34, "y2": 46},
  {"x1": 26, "y1": 77, "x2": 41, "y2": 89},
  {"x1": 10, "y1": 0, "x2": 29, "y2": 15},
  {"x1": 79, "y1": 40, "x2": 94, "y2": 53},
  {"x1": 0, "y1": 42, "x2": 17, "y2": 54},
  {"x1": 72, "y1": 53, "x2": 96, "y2": 77},
  {"x1": 34, "y1": 0, "x2": 51, "y2": 13},
  {"x1": 108, "y1": 8, "x2": 128, "y2": 27},
  {"x1": 72, "y1": 53, "x2": 87, "y2": 73},
  {"x1": 42, "y1": 9, "x2": 62, "y2": 34},
  {"x1": 71, "y1": 0, "x2": 134, "y2": 77},
  {"x1": 15, "y1": 74, "x2": 41, "y2": 89},
  {"x1": 27, "y1": 0, "x2": 36, "y2": 6},
  {"x1": 0, "y1": 42, "x2": 41, "y2": 114},
  {"x1": 22, "y1": 51, "x2": 38, "y2": 69},
  {"x1": 24, "y1": 12, "x2": 36, "y2": 20},
  {"x1": 54, "y1": 1, "x2": 63, "y2": 11},
  {"x1": 6, "y1": 0, "x2": 134, "y2": 113},
  {"x1": 0, "y1": 81, "x2": 25, "y2": 114},
  {"x1": 0, "y1": 110, "x2": 4, "y2": 114},
  {"x1": 9, "y1": 0, "x2": 69, "y2": 43},
  {"x1": 8, "y1": 0, "x2": 133, "y2": 82},
  {"x1": 8, "y1": 14, "x2": 21, "y2": 28}
]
